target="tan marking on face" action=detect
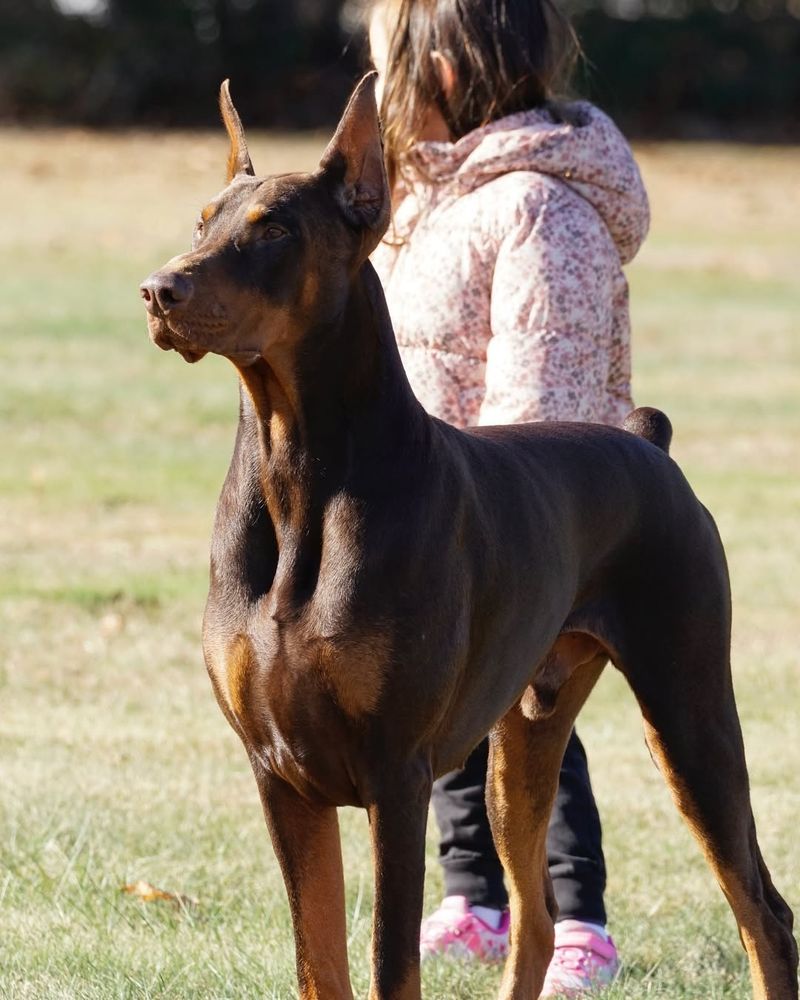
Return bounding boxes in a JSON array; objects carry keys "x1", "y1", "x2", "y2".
[
  {"x1": 201, "y1": 203, "x2": 217, "y2": 224},
  {"x1": 246, "y1": 204, "x2": 267, "y2": 225},
  {"x1": 300, "y1": 269, "x2": 320, "y2": 320}
]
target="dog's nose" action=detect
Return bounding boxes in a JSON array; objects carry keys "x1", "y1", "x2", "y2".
[{"x1": 140, "y1": 271, "x2": 194, "y2": 315}]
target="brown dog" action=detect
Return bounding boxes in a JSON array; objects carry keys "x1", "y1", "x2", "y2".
[{"x1": 140, "y1": 75, "x2": 797, "y2": 1000}]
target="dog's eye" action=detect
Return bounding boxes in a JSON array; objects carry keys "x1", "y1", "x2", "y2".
[
  {"x1": 260, "y1": 225, "x2": 287, "y2": 242},
  {"x1": 193, "y1": 220, "x2": 204, "y2": 244}
]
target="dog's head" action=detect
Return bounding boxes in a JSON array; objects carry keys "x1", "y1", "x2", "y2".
[{"x1": 140, "y1": 74, "x2": 389, "y2": 366}]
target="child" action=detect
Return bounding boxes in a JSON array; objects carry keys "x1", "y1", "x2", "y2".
[{"x1": 368, "y1": 0, "x2": 650, "y2": 994}]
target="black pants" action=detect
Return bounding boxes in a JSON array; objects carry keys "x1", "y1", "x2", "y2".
[{"x1": 431, "y1": 730, "x2": 606, "y2": 925}]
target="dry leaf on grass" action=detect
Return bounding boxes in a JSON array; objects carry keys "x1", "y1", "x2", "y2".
[{"x1": 121, "y1": 879, "x2": 198, "y2": 910}]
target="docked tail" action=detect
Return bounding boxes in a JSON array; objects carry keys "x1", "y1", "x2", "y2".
[{"x1": 623, "y1": 406, "x2": 672, "y2": 455}]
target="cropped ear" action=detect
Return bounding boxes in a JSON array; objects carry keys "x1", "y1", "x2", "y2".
[
  {"x1": 319, "y1": 73, "x2": 390, "y2": 246},
  {"x1": 219, "y1": 79, "x2": 255, "y2": 183}
]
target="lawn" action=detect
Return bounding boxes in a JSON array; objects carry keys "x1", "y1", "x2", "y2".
[{"x1": 1, "y1": 127, "x2": 798, "y2": 999}]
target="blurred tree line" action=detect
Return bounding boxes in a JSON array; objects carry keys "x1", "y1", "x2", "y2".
[{"x1": 0, "y1": 0, "x2": 798, "y2": 137}]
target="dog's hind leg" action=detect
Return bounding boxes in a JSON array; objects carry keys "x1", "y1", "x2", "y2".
[
  {"x1": 366, "y1": 758, "x2": 432, "y2": 1000},
  {"x1": 254, "y1": 770, "x2": 354, "y2": 1000},
  {"x1": 487, "y1": 641, "x2": 607, "y2": 1000},
  {"x1": 621, "y1": 608, "x2": 798, "y2": 1000}
]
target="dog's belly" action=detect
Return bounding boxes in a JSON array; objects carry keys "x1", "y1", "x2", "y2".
[{"x1": 425, "y1": 623, "x2": 564, "y2": 774}]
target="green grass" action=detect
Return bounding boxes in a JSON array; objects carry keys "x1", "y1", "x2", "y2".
[{"x1": 1, "y1": 131, "x2": 798, "y2": 998}]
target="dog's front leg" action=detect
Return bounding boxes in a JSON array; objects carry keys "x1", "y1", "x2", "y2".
[
  {"x1": 366, "y1": 759, "x2": 432, "y2": 1000},
  {"x1": 254, "y1": 768, "x2": 354, "y2": 1000}
]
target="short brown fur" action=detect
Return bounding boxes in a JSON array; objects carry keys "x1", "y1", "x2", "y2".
[{"x1": 140, "y1": 76, "x2": 797, "y2": 999}]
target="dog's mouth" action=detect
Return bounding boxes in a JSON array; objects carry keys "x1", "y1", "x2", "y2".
[
  {"x1": 147, "y1": 315, "x2": 260, "y2": 367},
  {"x1": 148, "y1": 318, "x2": 208, "y2": 364}
]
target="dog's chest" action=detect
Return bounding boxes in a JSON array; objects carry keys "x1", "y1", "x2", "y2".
[
  {"x1": 203, "y1": 595, "x2": 390, "y2": 798},
  {"x1": 209, "y1": 615, "x2": 387, "y2": 712}
]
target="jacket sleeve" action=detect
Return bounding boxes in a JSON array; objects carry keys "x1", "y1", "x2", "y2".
[{"x1": 479, "y1": 188, "x2": 623, "y2": 427}]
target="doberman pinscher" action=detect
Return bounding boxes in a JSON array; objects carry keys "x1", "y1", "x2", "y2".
[{"x1": 140, "y1": 75, "x2": 797, "y2": 1000}]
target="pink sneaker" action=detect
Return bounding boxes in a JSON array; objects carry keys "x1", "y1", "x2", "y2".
[
  {"x1": 540, "y1": 920, "x2": 620, "y2": 996},
  {"x1": 420, "y1": 896, "x2": 510, "y2": 962}
]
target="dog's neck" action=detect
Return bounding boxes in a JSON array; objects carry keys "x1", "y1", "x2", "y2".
[{"x1": 235, "y1": 262, "x2": 426, "y2": 551}]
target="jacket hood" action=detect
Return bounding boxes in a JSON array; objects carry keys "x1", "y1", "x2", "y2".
[{"x1": 402, "y1": 102, "x2": 649, "y2": 264}]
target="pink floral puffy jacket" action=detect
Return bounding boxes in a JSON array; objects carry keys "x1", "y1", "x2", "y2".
[{"x1": 371, "y1": 102, "x2": 650, "y2": 429}]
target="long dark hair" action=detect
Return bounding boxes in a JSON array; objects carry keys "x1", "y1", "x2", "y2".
[{"x1": 374, "y1": 0, "x2": 580, "y2": 188}]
